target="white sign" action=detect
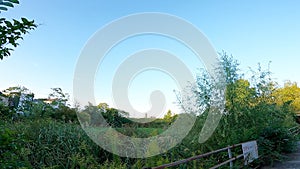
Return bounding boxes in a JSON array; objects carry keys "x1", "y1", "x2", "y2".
[{"x1": 242, "y1": 141, "x2": 258, "y2": 165}]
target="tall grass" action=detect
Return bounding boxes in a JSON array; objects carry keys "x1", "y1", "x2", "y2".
[
  {"x1": 0, "y1": 119, "x2": 126, "y2": 169},
  {"x1": 0, "y1": 112, "x2": 298, "y2": 169}
]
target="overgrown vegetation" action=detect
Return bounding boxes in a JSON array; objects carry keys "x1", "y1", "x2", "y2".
[
  {"x1": 1, "y1": 53, "x2": 300, "y2": 168},
  {"x1": 1, "y1": 1, "x2": 299, "y2": 168}
]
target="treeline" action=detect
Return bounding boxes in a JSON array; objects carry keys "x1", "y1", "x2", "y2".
[
  {"x1": 0, "y1": 86, "x2": 176, "y2": 125},
  {"x1": 0, "y1": 87, "x2": 78, "y2": 122},
  {"x1": 1, "y1": 52, "x2": 300, "y2": 168}
]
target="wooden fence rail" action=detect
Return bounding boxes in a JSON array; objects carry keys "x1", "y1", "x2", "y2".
[
  {"x1": 143, "y1": 141, "x2": 256, "y2": 169},
  {"x1": 144, "y1": 125, "x2": 300, "y2": 169},
  {"x1": 289, "y1": 126, "x2": 300, "y2": 136}
]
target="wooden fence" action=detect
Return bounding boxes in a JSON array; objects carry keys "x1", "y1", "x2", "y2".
[{"x1": 143, "y1": 140, "x2": 257, "y2": 169}]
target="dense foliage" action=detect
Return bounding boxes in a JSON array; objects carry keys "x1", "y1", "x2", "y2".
[
  {"x1": 0, "y1": 0, "x2": 37, "y2": 60},
  {"x1": 0, "y1": 1, "x2": 299, "y2": 167},
  {"x1": 0, "y1": 53, "x2": 300, "y2": 168}
]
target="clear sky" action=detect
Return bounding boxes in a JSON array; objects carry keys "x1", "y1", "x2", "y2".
[{"x1": 1, "y1": 1, "x2": 300, "y2": 117}]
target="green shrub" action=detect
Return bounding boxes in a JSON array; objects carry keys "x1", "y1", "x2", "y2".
[
  {"x1": 257, "y1": 126, "x2": 298, "y2": 166},
  {"x1": 0, "y1": 102, "x2": 13, "y2": 119},
  {"x1": 0, "y1": 124, "x2": 31, "y2": 168}
]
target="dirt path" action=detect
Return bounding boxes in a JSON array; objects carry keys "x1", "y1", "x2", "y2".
[{"x1": 262, "y1": 142, "x2": 300, "y2": 169}]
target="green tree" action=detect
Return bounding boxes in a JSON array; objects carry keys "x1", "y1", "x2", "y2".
[
  {"x1": 48, "y1": 87, "x2": 69, "y2": 108},
  {"x1": 46, "y1": 88, "x2": 79, "y2": 122},
  {"x1": 225, "y1": 79, "x2": 256, "y2": 113},
  {"x1": 97, "y1": 102, "x2": 109, "y2": 110},
  {"x1": 188, "y1": 52, "x2": 241, "y2": 114},
  {"x1": 274, "y1": 81, "x2": 300, "y2": 113},
  {"x1": 182, "y1": 52, "x2": 298, "y2": 154},
  {"x1": 0, "y1": 0, "x2": 37, "y2": 60},
  {"x1": 163, "y1": 110, "x2": 177, "y2": 123},
  {"x1": 98, "y1": 103, "x2": 131, "y2": 127},
  {"x1": 2, "y1": 86, "x2": 34, "y2": 114}
]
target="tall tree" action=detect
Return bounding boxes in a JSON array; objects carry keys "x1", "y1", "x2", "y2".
[
  {"x1": 274, "y1": 81, "x2": 300, "y2": 113},
  {"x1": 2, "y1": 86, "x2": 34, "y2": 115},
  {"x1": 48, "y1": 88, "x2": 69, "y2": 107}
]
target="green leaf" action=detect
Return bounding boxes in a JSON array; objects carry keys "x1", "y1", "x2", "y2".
[
  {"x1": 4, "y1": 0, "x2": 19, "y2": 4},
  {"x1": 0, "y1": 2, "x2": 14, "y2": 7},
  {"x1": 21, "y1": 18, "x2": 29, "y2": 24},
  {"x1": 4, "y1": 20, "x2": 12, "y2": 27},
  {"x1": 0, "y1": 6, "x2": 8, "y2": 11}
]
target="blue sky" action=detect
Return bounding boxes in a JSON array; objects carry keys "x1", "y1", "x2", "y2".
[{"x1": 1, "y1": 1, "x2": 300, "y2": 116}]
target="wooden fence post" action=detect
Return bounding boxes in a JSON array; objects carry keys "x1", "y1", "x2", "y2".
[{"x1": 227, "y1": 147, "x2": 233, "y2": 169}]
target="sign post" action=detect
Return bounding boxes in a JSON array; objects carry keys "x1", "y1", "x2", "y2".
[{"x1": 242, "y1": 141, "x2": 258, "y2": 165}]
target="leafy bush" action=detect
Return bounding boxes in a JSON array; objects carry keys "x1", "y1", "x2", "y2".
[
  {"x1": 0, "y1": 102, "x2": 12, "y2": 119},
  {"x1": 0, "y1": 124, "x2": 31, "y2": 168},
  {"x1": 257, "y1": 127, "x2": 298, "y2": 165}
]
